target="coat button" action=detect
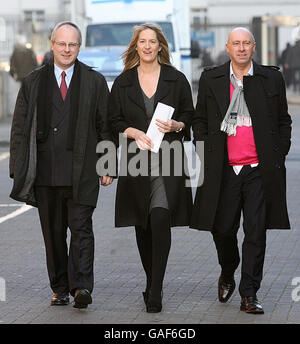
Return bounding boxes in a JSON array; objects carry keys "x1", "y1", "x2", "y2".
[{"x1": 54, "y1": 128, "x2": 58, "y2": 132}]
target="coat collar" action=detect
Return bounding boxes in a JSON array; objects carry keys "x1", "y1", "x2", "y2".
[
  {"x1": 207, "y1": 61, "x2": 230, "y2": 117},
  {"x1": 119, "y1": 63, "x2": 178, "y2": 87},
  {"x1": 252, "y1": 61, "x2": 271, "y2": 78},
  {"x1": 119, "y1": 64, "x2": 178, "y2": 111},
  {"x1": 154, "y1": 64, "x2": 178, "y2": 106},
  {"x1": 207, "y1": 60, "x2": 270, "y2": 118},
  {"x1": 207, "y1": 60, "x2": 269, "y2": 79}
]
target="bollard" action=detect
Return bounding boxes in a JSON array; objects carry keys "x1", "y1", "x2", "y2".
[
  {"x1": 0, "y1": 70, "x2": 3, "y2": 119},
  {"x1": 0, "y1": 277, "x2": 6, "y2": 301}
]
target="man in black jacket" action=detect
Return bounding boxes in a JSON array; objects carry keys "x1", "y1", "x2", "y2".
[
  {"x1": 9, "y1": 21, "x2": 113, "y2": 309},
  {"x1": 286, "y1": 39, "x2": 300, "y2": 92},
  {"x1": 191, "y1": 28, "x2": 292, "y2": 314},
  {"x1": 9, "y1": 35, "x2": 38, "y2": 82}
]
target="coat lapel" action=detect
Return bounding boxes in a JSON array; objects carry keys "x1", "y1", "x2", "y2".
[
  {"x1": 124, "y1": 65, "x2": 177, "y2": 112},
  {"x1": 243, "y1": 61, "x2": 269, "y2": 121},
  {"x1": 154, "y1": 65, "x2": 173, "y2": 107},
  {"x1": 208, "y1": 62, "x2": 230, "y2": 119},
  {"x1": 125, "y1": 67, "x2": 146, "y2": 112},
  {"x1": 73, "y1": 62, "x2": 91, "y2": 156}
]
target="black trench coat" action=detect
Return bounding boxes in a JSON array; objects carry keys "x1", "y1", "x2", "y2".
[
  {"x1": 109, "y1": 64, "x2": 194, "y2": 228},
  {"x1": 190, "y1": 61, "x2": 292, "y2": 231},
  {"x1": 9, "y1": 60, "x2": 111, "y2": 207}
]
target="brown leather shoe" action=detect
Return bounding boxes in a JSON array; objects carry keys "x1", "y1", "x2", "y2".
[
  {"x1": 51, "y1": 292, "x2": 69, "y2": 306},
  {"x1": 218, "y1": 275, "x2": 235, "y2": 303},
  {"x1": 240, "y1": 296, "x2": 264, "y2": 314}
]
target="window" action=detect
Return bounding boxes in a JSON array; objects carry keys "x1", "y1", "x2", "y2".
[
  {"x1": 24, "y1": 10, "x2": 45, "y2": 22},
  {"x1": 86, "y1": 22, "x2": 175, "y2": 52}
]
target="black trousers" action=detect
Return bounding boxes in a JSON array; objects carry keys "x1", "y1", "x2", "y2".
[
  {"x1": 212, "y1": 165, "x2": 266, "y2": 298},
  {"x1": 35, "y1": 186, "x2": 95, "y2": 296}
]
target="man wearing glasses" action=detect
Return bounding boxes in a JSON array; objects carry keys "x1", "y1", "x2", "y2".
[
  {"x1": 191, "y1": 28, "x2": 292, "y2": 314},
  {"x1": 10, "y1": 22, "x2": 113, "y2": 309}
]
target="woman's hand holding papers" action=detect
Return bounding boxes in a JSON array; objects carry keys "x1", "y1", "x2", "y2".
[
  {"x1": 156, "y1": 119, "x2": 185, "y2": 133},
  {"x1": 124, "y1": 127, "x2": 153, "y2": 150}
]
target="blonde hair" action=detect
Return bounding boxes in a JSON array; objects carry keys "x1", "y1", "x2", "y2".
[{"x1": 122, "y1": 23, "x2": 173, "y2": 72}]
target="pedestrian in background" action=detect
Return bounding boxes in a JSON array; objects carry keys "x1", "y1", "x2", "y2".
[
  {"x1": 191, "y1": 27, "x2": 292, "y2": 314},
  {"x1": 9, "y1": 35, "x2": 38, "y2": 82},
  {"x1": 109, "y1": 23, "x2": 194, "y2": 313},
  {"x1": 216, "y1": 49, "x2": 229, "y2": 66},
  {"x1": 201, "y1": 49, "x2": 214, "y2": 68},
  {"x1": 279, "y1": 42, "x2": 292, "y2": 88},
  {"x1": 286, "y1": 38, "x2": 300, "y2": 92},
  {"x1": 42, "y1": 32, "x2": 54, "y2": 66},
  {"x1": 9, "y1": 21, "x2": 113, "y2": 309}
]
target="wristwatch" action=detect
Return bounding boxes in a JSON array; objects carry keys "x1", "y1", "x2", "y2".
[{"x1": 175, "y1": 123, "x2": 184, "y2": 133}]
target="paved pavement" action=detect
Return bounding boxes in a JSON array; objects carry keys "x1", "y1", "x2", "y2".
[{"x1": 0, "y1": 93, "x2": 299, "y2": 327}]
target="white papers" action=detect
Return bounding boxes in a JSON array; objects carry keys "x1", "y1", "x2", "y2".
[{"x1": 146, "y1": 102, "x2": 175, "y2": 153}]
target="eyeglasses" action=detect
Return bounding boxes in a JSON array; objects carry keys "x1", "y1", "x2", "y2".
[
  {"x1": 231, "y1": 41, "x2": 254, "y2": 48},
  {"x1": 54, "y1": 41, "x2": 80, "y2": 50}
]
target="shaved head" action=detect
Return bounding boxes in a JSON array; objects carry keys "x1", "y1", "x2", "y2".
[
  {"x1": 226, "y1": 27, "x2": 256, "y2": 69},
  {"x1": 227, "y1": 27, "x2": 255, "y2": 44}
]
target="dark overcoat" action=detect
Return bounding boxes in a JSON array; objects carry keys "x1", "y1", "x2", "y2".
[
  {"x1": 9, "y1": 60, "x2": 111, "y2": 207},
  {"x1": 108, "y1": 64, "x2": 194, "y2": 228},
  {"x1": 190, "y1": 61, "x2": 292, "y2": 231}
]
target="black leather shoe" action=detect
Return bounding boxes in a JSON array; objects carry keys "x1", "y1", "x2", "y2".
[
  {"x1": 240, "y1": 296, "x2": 264, "y2": 314},
  {"x1": 72, "y1": 289, "x2": 92, "y2": 309},
  {"x1": 51, "y1": 292, "x2": 69, "y2": 306},
  {"x1": 146, "y1": 291, "x2": 162, "y2": 313},
  {"x1": 218, "y1": 275, "x2": 235, "y2": 303}
]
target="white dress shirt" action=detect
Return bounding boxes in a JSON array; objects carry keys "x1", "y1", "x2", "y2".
[{"x1": 54, "y1": 63, "x2": 74, "y2": 89}]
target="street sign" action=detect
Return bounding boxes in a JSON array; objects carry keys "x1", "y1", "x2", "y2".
[{"x1": 192, "y1": 30, "x2": 215, "y2": 49}]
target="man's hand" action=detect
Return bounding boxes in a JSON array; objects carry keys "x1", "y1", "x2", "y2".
[{"x1": 100, "y1": 176, "x2": 113, "y2": 186}]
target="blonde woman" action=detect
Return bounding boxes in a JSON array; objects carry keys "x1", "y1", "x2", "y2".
[{"x1": 109, "y1": 23, "x2": 194, "y2": 313}]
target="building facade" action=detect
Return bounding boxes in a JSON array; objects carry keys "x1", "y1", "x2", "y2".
[
  {"x1": 0, "y1": 0, "x2": 87, "y2": 118},
  {"x1": 189, "y1": 0, "x2": 300, "y2": 65},
  {"x1": 0, "y1": 0, "x2": 86, "y2": 64}
]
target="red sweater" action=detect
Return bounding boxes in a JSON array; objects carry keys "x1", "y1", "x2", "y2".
[{"x1": 227, "y1": 82, "x2": 259, "y2": 166}]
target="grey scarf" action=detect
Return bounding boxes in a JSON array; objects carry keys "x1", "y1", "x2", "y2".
[{"x1": 220, "y1": 74, "x2": 252, "y2": 136}]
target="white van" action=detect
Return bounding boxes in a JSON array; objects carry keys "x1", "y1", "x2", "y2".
[{"x1": 83, "y1": 0, "x2": 191, "y2": 84}]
